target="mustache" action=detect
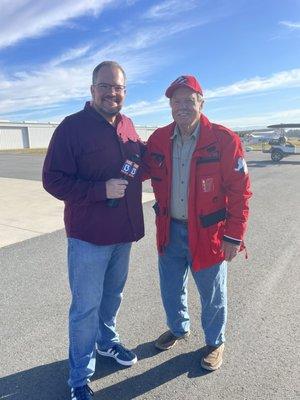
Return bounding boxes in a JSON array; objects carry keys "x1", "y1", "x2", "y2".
[{"x1": 104, "y1": 96, "x2": 118, "y2": 100}]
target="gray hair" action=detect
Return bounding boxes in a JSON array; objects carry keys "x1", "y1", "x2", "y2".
[
  {"x1": 196, "y1": 93, "x2": 204, "y2": 102},
  {"x1": 92, "y1": 61, "x2": 126, "y2": 84}
]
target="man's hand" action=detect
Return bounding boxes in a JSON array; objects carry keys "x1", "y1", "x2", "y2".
[
  {"x1": 221, "y1": 241, "x2": 241, "y2": 262},
  {"x1": 106, "y1": 178, "x2": 128, "y2": 199}
]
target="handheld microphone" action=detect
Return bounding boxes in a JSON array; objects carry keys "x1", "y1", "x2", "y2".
[{"x1": 106, "y1": 154, "x2": 140, "y2": 208}]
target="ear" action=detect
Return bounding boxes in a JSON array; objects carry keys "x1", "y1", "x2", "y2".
[
  {"x1": 200, "y1": 99, "x2": 204, "y2": 111},
  {"x1": 90, "y1": 85, "x2": 95, "y2": 99}
]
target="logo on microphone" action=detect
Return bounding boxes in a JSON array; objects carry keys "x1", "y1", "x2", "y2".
[{"x1": 121, "y1": 160, "x2": 139, "y2": 178}]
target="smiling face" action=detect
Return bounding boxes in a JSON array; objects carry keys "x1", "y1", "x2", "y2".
[
  {"x1": 90, "y1": 65, "x2": 126, "y2": 123},
  {"x1": 170, "y1": 86, "x2": 204, "y2": 133}
]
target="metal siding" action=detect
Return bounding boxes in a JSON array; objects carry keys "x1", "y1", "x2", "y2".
[
  {"x1": 135, "y1": 126, "x2": 156, "y2": 141},
  {"x1": 28, "y1": 125, "x2": 56, "y2": 148},
  {"x1": 0, "y1": 123, "x2": 157, "y2": 149},
  {"x1": 0, "y1": 127, "x2": 24, "y2": 149}
]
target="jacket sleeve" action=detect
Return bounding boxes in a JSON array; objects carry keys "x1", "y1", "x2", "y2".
[
  {"x1": 42, "y1": 119, "x2": 107, "y2": 204},
  {"x1": 219, "y1": 132, "x2": 252, "y2": 242},
  {"x1": 141, "y1": 139, "x2": 153, "y2": 182}
]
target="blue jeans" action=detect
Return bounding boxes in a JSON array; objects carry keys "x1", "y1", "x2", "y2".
[
  {"x1": 67, "y1": 238, "x2": 132, "y2": 388},
  {"x1": 159, "y1": 220, "x2": 227, "y2": 346}
]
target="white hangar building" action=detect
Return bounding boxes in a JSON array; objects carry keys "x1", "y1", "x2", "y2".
[
  {"x1": 0, "y1": 121, "x2": 58, "y2": 150},
  {"x1": 0, "y1": 121, "x2": 157, "y2": 150}
]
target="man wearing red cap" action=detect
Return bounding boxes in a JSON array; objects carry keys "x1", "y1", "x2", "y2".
[{"x1": 144, "y1": 75, "x2": 251, "y2": 370}]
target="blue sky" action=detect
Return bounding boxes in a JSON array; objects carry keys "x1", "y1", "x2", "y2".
[{"x1": 0, "y1": 0, "x2": 299, "y2": 129}]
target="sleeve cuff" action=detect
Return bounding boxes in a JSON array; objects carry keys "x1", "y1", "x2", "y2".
[
  {"x1": 90, "y1": 181, "x2": 107, "y2": 202},
  {"x1": 223, "y1": 235, "x2": 242, "y2": 245}
]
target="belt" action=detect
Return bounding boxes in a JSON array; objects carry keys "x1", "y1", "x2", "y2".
[{"x1": 171, "y1": 217, "x2": 188, "y2": 225}]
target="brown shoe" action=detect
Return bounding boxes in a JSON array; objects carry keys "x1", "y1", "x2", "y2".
[
  {"x1": 201, "y1": 343, "x2": 225, "y2": 371},
  {"x1": 155, "y1": 330, "x2": 190, "y2": 350}
]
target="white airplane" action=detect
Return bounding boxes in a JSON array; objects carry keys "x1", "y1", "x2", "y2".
[{"x1": 242, "y1": 132, "x2": 273, "y2": 145}]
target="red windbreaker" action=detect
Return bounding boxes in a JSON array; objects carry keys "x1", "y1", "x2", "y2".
[{"x1": 144, "y1": 114, "x2": 252, "y2": 271}]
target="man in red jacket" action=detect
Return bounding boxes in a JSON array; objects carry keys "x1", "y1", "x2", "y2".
[{"x1": 144, "y1": 75, "x2": 251, "y2": 371}]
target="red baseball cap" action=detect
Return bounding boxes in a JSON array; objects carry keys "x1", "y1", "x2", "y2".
[{"x1": 165, "y1": 75, "x2": 203, "y2": 98}]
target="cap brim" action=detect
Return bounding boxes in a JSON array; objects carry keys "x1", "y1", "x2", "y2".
[
  {"x1": 165, "y1": 83, "x2": 202, "y2": 98},
  {"x1": 165, "y1": 83, "x2": 182, "y2": 98}
]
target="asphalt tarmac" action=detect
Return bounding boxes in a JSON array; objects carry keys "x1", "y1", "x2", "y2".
[{"x1": 0, "y1": 151, "x2": 299, "y2": 400}]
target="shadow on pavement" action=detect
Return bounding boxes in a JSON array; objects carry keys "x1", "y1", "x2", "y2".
[
  {"x1": 247, "y1": 159, "x2": 300, "y2": 168},
  {"x1": 0, "y1": 359, "x2": 69, "y2": 400},
  {"x1": 94, "y1": 346, "x2": 210, "y2": 400},
  {"x1": 0, "y1": 343, "x2": 209, "y2": 400}
]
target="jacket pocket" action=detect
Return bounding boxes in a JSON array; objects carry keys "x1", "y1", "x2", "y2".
[
  {"x1": 150, "y1": 166, "x2": 167, "y2": 197},
  {"x1": 77, "y1": 146, "x2": 110, "y2": 179},
  {"x1": 199, "y1": 207, "x2": 227, "y2": 228},
  {"x1": 208, "y1": 220, "x2": 225, "y2": 255},
  {"x1": 195, "y1": 172, "x2": 223, "y2": 216},
  {"x1": 198, "y1": 208, "x2": 226, "y2": 255}
]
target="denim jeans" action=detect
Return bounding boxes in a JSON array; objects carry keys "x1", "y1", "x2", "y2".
[
  {"x1": 67, "y1": 238, "x2": 132, "y2": 388},
  {"x1": 159, "y1": 220, "x2": 227, "y2": 346}
]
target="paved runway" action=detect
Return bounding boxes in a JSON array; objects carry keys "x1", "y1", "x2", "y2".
[
  {"x1": 0, "y1": 151, "x2": 299, "y2": 400},
  {"x1": 0, "y1": 154, "x2": 154, "y2": 247}
]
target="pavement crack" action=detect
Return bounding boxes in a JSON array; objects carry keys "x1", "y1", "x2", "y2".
[{"x1": 0, "y1": 223, "x2": 43, "y2": 234}]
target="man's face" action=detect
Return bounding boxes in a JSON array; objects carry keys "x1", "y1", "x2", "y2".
[
  {"x1": 170, "y1": 87, "x2": 203, "y2": 127},
  {"x1": 91, "y1": 66, "x2": 126, "y2": 117}
]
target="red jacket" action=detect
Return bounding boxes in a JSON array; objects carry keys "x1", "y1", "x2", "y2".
[{"x1": 144, "y1": 114, "x2": 252, "y2": 271}]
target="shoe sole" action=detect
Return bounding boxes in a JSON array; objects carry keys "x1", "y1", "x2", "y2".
[
  {"x1": 200, "y1": 358, "x2": 223, "y2": 371},
  {"x1": 96, "y1": 349, "x2": 137, "y2": 366},
  {"x1": 154, "y1": 341, "x2": 177, "y2": 351},
  {"x1": 154, "y1": 332, "x2": 190, "y2": 351}
]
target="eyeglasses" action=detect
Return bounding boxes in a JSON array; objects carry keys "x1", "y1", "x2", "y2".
[
  {"x1": 170, "y1": 98, "x2": 201, "y2": 108},
  {"x1": 93, "y1": 83, "x2": 126, "y2": 93}
]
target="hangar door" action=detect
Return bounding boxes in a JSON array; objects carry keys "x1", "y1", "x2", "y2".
[{"x1": 0, "y1": 127, "x2": 29, "y2": 149}]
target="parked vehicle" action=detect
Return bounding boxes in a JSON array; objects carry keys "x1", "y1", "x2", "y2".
[{"x1": 261, "y1": 124, "x2": 300, "y2": 162}]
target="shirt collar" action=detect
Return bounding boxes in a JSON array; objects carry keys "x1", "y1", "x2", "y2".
[
  {"x1": 84, "y1": 101, "x2": 122, "y2": 125},
  {"x1": 171, "y1": 122, "x2": 200, "y2": 140}
]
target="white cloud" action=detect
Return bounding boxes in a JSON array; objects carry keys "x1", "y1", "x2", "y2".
[
  {"x1": 0, "y1": 0, "x2": 298, "y2": 128},
  {"x1": 0, "y1": 0, "x2": 232, "y2": 119},
  {"x1": 205, "y1": 69, "x2": 300, "y2": 99},
  {"x1": 125, "y1": 0, "x2": 141, "y2": 4},
  {"x1": 143, "y1": 0, "x2": 232, "y2": 27},
  {"x1": 0, "y1": 16, "x2": 207, "y2": 116},
  {"x1": 123, "y1": 69, "x2": 300, "y2": 118},
  {"x1": 97, "y1": 19, "x2": 206, "y2": 54},
  {"x1": 124, "y1": 97, "x2": 169, "y2": 116},
  {"x1": 0, "y1": 64, "x2": 90, "y2": 115},
  {"x1": 1, "y1": 63, "x2": 300, "y2": 122},
  {"x1": 220, "y1": 108, "x2": 300, "y2": 129},
  {"x1": 279, "y1": 21, "x2": 300, "y2": 29},
  {"x1": 0, "y1": 0, "x2": 114, "y2": 49},
  {"x1": 145, "y1": 0, "x2": 198, "y2": 19},
  {"x1": 50, "y1": 45, "x2": 92, "y2": 67}
]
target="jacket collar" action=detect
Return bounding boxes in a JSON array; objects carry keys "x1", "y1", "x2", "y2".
[
  {"x1": 84, "y1": 101, "x2": 140, "y2": 143},
  {"x1": 84, "y1": 101, "x2": 108, "y2": 124},
  {"x1": 194, "y1": 114, "x2": 217, "y2": 151},
  {"x1": 164, "y1": 115, "x2": 216, "y2": 150},
  {"x1": 170, "y1": 122, "x2": 200, "y2": 140},
  {"x1": 84, "y1": 101, "x2": 124, "y2": 127}
]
